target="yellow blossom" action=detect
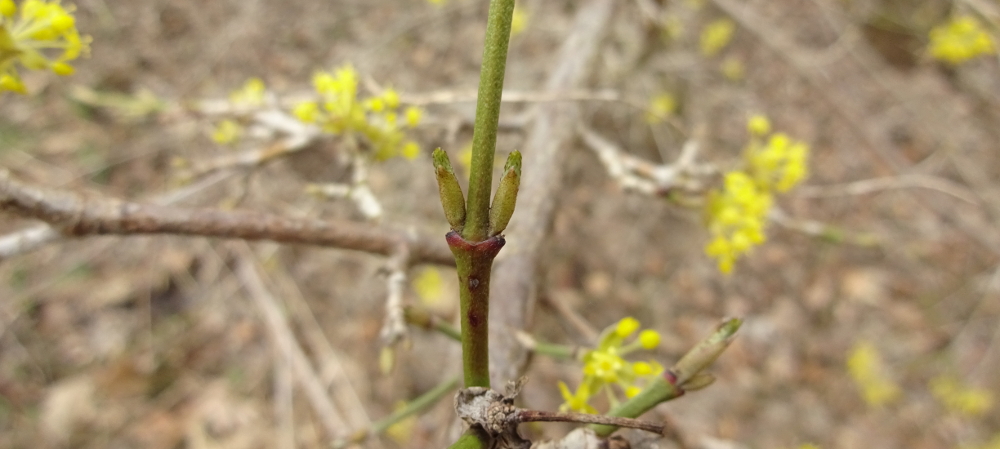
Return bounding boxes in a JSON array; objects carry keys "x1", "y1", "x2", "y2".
[
  {"x1": 510, "y1": 5, "x2": 529, "y2": 37},
  {"x1": 229, "y1": 77, "x2": 266, "y2": 106},
  {"x1": 401, "y1": 141, "x2": 420, "y2": 160},
  {"x1": 558, "y1": 317, "x2": 664, "y2": 413},
  {"x1": 930, "y1": 375, "x2": 994, "y2": 417},
  {"x1": 929, "y1": 16, "x2": 996, "y2": 65},
  {"x1": 638, "y1": 330, "x2": 660, "y2": 349},
  {"x1": 746, "y1": 132, "x2": 809, "y2": 192},
  {"x1": 846, "y1": 340, "x2": 901, "y2": 406},
  {"x1": 210, "y1": 119, "x2": 242, "y2": 145},
  {"x1": 558, "y1": 381, "x2": 598, "y2": 414},
  {"x1": 404, "y1": 106, "x2": 422, "y2": 128},
  {"x1": 0, "y1": 0, "x2": 91, "y2": 94},
  {"x1": 704, "y1": 171, "x2": 771, "y2": 273},
  {"x1": 747, "y1": 114, "x2": 770, "y2": 136},
  {"x1": 700, "y1": 18, "x2": 735, "y2": 57},
  {"x1": 294, "y1": 63, "x2": 425, "y2": 161},
  {"x1": 382, "y1": 87, "x2": 399, "y2": 109},
  {"x1": 645, "y1": 93, "x2": 676, "y2": 124}
]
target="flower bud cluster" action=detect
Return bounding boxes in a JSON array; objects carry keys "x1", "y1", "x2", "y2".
[
  {"x1": 293, "y1": 64, "x2": 424, "y2": 160},
  {"x1": 558, "y1": 317, "x2": 663, "y2": 413},
  {"x1": 928, "y1": 16, "x2": 996, "y2": 65},
  {"x1": 704, "y1": 115, "x2": 809, "y2": 273},
  {"x1": 0, "y1": 0, "x2": 90, "y2": 94}
]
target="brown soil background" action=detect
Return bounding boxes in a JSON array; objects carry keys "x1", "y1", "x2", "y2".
[{"x1": 2, "y1": 0, "x2": 999, "y2": 448}]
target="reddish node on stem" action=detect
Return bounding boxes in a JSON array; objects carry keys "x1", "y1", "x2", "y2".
[{"x1": 446, "y1": 231, "x2": 506, "y2": 260}]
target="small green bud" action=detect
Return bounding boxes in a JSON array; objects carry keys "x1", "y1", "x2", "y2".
[
  {"x1": 672, "y1": 318, "x2": 741, "y2": 386},
  {"x1": 489, "y1": 150, "x2": 521, "y2": 236},
  {"x1": 432, "y1": 148, "x2": 467, "y2": 231}
]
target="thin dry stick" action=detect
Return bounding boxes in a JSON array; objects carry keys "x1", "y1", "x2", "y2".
[
  {"x1": 577, "y1": 124, "x2": 714, "y2": 196},
  {"x1": 795, "y1": 174, "x2": 980, "y2": 205},
  {"x1": 0, "y1": 169, "x2": 233, "y2": 260},
  {"x1": 274, "y1": 343, "x2": 296, "y2": 449},
  {"x1": 379, "y1": 246, "x2": 410, "y2": 349},
  {"x1": 263, "y1": 258, "x2": 376, "y2": 432},
  {"x1": 0, "y1": 169, "x2": 454, "y2": 266},
  {"x1": 234, "y1": 247, "x2": 348, "y2": 439},
  {"x1": 488, "y1": 0, "x2": 617, "y2": 386},
  {"x1": 515, "y1": 410, "x2": 664, "y2": 435}
]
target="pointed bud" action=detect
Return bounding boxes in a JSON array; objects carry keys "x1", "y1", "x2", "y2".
[
  {"x1": 680, "y1": 372, "x2": 715, "y2": 391},
  {"x1": 489, "y1": 150, "x2": 521, "y2": 236},
  {"x1": 672, "y1": 317, "x2": 741, "y2": 386},
  {"x1": 432, "y1": 148, "x2": 467, "y2": 231}
]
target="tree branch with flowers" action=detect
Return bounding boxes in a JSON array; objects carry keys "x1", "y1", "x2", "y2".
[{"x1": 11, "y1": 0, "x2": 994, "y2": 447}]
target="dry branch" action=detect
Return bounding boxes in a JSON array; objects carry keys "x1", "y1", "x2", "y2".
[{"x1": 0, "y1": 169, "x2": 453, "y2": 266}]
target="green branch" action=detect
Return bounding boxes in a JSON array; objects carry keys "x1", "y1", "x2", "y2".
[{"x1": 464, "y1": 0, "x2": 516, "y2": 243}]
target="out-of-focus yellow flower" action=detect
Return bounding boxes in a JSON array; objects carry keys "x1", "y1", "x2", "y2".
[
  {"x1": 747, "y1": 114, "x2": 771, "y2": 136},
  {"x1": 704, "y1": 171, "x2": 771, "y2": 273},
  {"x1": 645, "y1": 92, "x2": 676, "y2": 124},
  {"x1": 385, "y1": 401, "x2": 418, "y2": 445},
  {"x1": 211, "y1": 119, "x2": 242, "y2": 145},
  {"x1": 558, "y1": 380, "x2": 598, "y2": 414},
  {"x1": 930, "y1": 375, "x2": 994, "y2": 417},
  {"x1": 702, "y1": 115, "x2": 809, "y2": 273},
  {"x1": 229, "y1": 77, "x2": 266, "y2": 106},
  {"x1": 510, "y1": 4, "x2": 529, "y2": 37},
  {"x1": 558, "y1": 317, "x2": 663, "y2": 413},
  {"x1": 404, "y1": 106, "x2": 422, "y2": 128},
  {"x1": 846, "y1": 340, "x2": 901, "y2": 406},
  {"x1": 0, "y1": 0, "x2": 91, "y2": 94},
  {"x1": 746, "y1": 132, "x2": 809, "y2": 193},
  {"x1": 401, "y1": 141, "x2": 420, "y2": 160},
  {"x1": 929, "y1": 16, "x2": 996, "y2": 65},
  {"x1": 412, "y1": 267, "x2": 444, "y2": 306},
  {"x1": 700, "y1": 18, "x2": 735, "y2": 57},
  {"x1": 293, "y1": 64, "x2": 425, "y2": 161}
]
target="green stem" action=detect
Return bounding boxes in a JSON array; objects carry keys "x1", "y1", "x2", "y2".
[
  {"x1": 334, "y1": 377, "x2": 460, "y2": 448},
  {"x1": 448, "y1": 232, "x2": 505, "y2": 388},
  {"x1": 464, "y1": 0, "x2": 515, "y2": 242},
  {"x1": 404, "y1": 305, "x2": 462, "y2": 342},
  {"x1": 449, "y1": 428, "x2": 492, "y2": 449},
  {"x1": 589, "y1": 375, "x2": 683, "y2": 437}
]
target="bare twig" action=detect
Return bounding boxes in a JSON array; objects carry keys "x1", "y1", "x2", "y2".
[
  {"x1": 577, "y1": 124, "x2": 715, "y2": 196},
  {"x1": 516, "y1": 410, "x2": 664, "y2": 435},
  {"x1": 379, "y1": 246, "x2": 411, "y2": 349},
  {"x1": 234, "y1": 248, "x2": 347, "y2": 439},
  {"x1": 0, "y1": 169, "x2": 234, "y2": 260},
  {"x1": 0, "y1": 170, "x2": 453, "y2": 266},
  {"x1": 175, "y1": 109, "x2": 322, "y2": 181},
  {"x1": 795, "y1": 174, "x2": 980, "y2": 205}
]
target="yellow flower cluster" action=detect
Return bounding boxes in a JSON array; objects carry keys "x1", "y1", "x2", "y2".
[
  {"x1": 0, "y1": 0, "x2": 90, "y2": 94},
  {"x1": 704, "y1": 171, "x2": 771, "y2": 274},
  {"x1": 208, "y1": 78, "x2": 269, "y2": 145},
  {"x1": 228, "y1": 77, "x2": 266, "y2": 107},
  {"x1": 558, "y1": 317, "x2": 663, "y2": 413},
  {"x1": 846, "y1": 340, "x2": 901, "y2": 406},
  {"x1": 293, "y1": 64, "x2": 423, "y2": 160},
  {"x1": 928, "y1": 16, "x2": 996, "y2": 65},
  {"x1": 645, "y1": 92, "x2": 676, "y2": 124},
  {"x1": 703, "y1": 115, "x2": 809, "y2": 273},
  {"x1": 930, "y1": 375, "x2": 994, "y2": 417},
  {"x1": 700, "y1": 18, "x2": 735, "y2": 57}
]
